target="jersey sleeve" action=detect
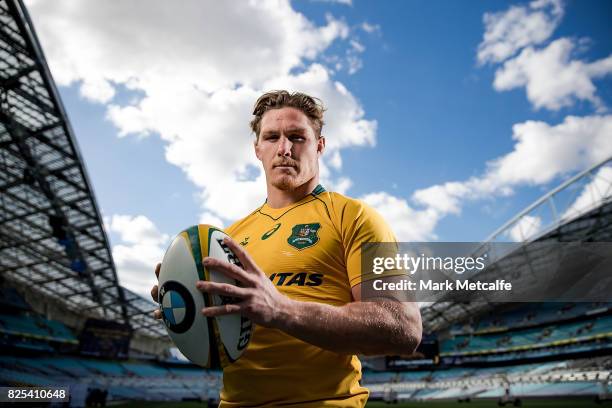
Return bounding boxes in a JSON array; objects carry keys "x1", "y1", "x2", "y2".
[{"x1": 339, "y1": 198, "x2": 398, "y2": 287}]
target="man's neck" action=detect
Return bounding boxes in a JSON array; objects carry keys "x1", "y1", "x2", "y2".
[{"x1": 266, "y1": 178, "x2": 320, "y2": 209}]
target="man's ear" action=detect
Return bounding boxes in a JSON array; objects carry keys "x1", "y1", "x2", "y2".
[
  {"x1": 254, "y1": 138, "x2": 262, "y2": 161},
  {"x1": 317, "y1": 136, "x2": 326, "y2": 156}
]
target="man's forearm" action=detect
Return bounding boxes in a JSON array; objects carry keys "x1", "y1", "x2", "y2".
[{"x1": 275, "y1": 299, "x2": 422, "y2": 356}]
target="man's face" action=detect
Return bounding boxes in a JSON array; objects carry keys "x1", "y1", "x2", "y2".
[{"x1": 255, "y1": 107, "x2": 325, "y2": 192}]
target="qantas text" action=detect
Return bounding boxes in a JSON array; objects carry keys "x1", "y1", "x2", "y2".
[{"x1": 269, "y1": 272, "x2": 323, "y2": 286}]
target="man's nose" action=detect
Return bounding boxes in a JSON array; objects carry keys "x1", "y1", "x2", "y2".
[{"x1": 277, "y1": 137, "x2": 292, "y2": 157}]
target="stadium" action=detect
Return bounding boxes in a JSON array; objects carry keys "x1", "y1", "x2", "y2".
[{"x1": 1, "y1": 0, "x2": 611, "y2": 407}]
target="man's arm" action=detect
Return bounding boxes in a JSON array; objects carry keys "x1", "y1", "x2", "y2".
[
  {"x1": 197, "y1": 237, "x2": 422, "y2": 356},
  {"x1": 274, "y1": 288, "x2": 421, "y2": 355}
]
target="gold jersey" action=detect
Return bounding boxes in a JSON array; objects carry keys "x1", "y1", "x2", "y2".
[{"x1": 221, "y1": 185, "x2": 396, "y2": 407}]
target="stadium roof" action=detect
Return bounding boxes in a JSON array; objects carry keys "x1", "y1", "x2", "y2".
[
  {"x1": 0, "y1": 0, "x2": 164, "y2": 338},
  {"x1": 421, "y1": 156, "x2": 612, "y2": 333}
]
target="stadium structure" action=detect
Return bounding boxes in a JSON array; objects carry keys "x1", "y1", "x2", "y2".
[
  {"x1": 367, "y1": 156, "x2": 612, "y2": 405},
  {"x1": 0, "y1": 0, "x2": 611, "y2": 406}
]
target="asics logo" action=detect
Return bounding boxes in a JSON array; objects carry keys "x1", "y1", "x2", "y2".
[{"x1": 261, "y1": 223, "x2": 281, "y2": 240}]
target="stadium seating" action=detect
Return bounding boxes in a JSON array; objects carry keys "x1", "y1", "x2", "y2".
[
  {"x1": 362, "y1": 371, "x2": 398, "y2": 384},
  {"x1": 441, "y1": 314, "x2": 612, "y2": 357},
  {"x1": 0, "y1": 355, "x2": 223, "y2": 402},
  {"x1": 79, "y1": 359, "x2": 128, "y2": 376},
  {"x1": 1, "y1": 296, "x2": 609, "y2": 405},
  {"x1": 0, "y1": 313, "x2": 77, "y2": 345},
  {"x1": 450, "y1": 302, "x2": 612, "y2": 335},
  {"x1": 44, "y1": 319, "x2": 78, "y2": 342},
  {"x1": 168, "y1": 367, "x2": 205, "y2": 377},
  {"x1": 366, "y1": 359, "x2": 608, "y2": 402},
  {"x1": 0, "y1": 287, "x2": 609, "y2": 404},
  {"x1": 121, "y1": 362, "x2": 169, "y2": 377},
  {"x1": 0, "y1": 287, "x2": 31, "y2": 311}
]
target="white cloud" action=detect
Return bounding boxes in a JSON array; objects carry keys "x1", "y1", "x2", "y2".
[
  {"x1": 412, "y1": 182, "x2": 471, "y2": 215},
  {"x1": 493, "y1": 38, "x2": 612, "y2": 111},
  {"x1": 328, "y1": 176, "x2": 352, "y2": 195},
  {"x1": 26, "y1": 0, "x2": 350, "y2": 94},
  {"x1": 107, "y1": 215, "x2": 170, "y2": 298},
  {"x1": 361, "y1": 192, "x2": 440, "y2": 241},
  {"x1": 506, "y1": 215, "x2": 542, "y2": 242},
  {"x1": 415, "y1": 1, "x2": 612, "y2": 240},
  {"x1": 80, "y1": 78, "x2": 115, "y2": 103},
  {"x1": 478, "y1": 0, "x2": 612, "y2": 112},
  {"x1": 113, "y1": 242, "x2": 164, "y2": 299},
  {"x1": 411, "y1": 115, "x2": 612, "y2": 233},
  {"x1": 347, "y1": 55, "x2": 363, "y2": 75},
  {"x1": 361, "y1": 22, "x2": 380, "y2": 34},
  {"x1": 26, "y1": 0, "x2": 376, "y2": 225},
  {"x1": 485, "y1": 115, "x2": 612, "y2": 186},
  {"x1": 350, "y1": 40, "x2": 365, "y2": 53},
  {"x1": 199, "y1": 211, "x2": 226, "y2": 229},
  {"x1": 345, "y1": 40, "x2": 365, "y2": 75},
  {"x1": 108, "y1": 214, "x2": 169, "y2": 245},
  {"x1": 477, "y1": 0, "x2": 563, "y2": 64},
  {"x1": 562, "y1": 166, "x2": 612, "y2": 222},
  {"x1": 329, "y1": 150, "x2": 343, "y2": 169}
]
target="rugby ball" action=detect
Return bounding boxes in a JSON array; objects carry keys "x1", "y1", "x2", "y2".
[{"x1": 158, "y1": 224, "x2": 252, "y2": 368}]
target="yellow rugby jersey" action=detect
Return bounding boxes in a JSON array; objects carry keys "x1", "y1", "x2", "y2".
[{"x1": 221, "y1": 185, "x2": 397, "y2": 407}]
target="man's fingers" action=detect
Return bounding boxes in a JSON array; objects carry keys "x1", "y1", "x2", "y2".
[
  {"x1": 201, "y1": 304, "x2": 241, "y2": 317},
  {"x1": 152, "y1": 264, "x2": 161, "y2": 304},
  {"x1": 222, "y1": 236, "x2": 259, "y2": 274},
  {"x1": 196, "y1": 281, "x2": 249, "y2": 298},
  {"x1": 203, "y1": 257, "x2": 252, "y2": 285},
  {"x1": 151, "y1": 285, "x2": 159, "y2": 302},
  {"x1": 153, "y1": 309, "x2": 162, "y2": 319}
]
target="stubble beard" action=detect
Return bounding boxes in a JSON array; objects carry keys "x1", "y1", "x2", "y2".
[
  {"x1": 269, "y1": 161, "x2": 318, "y2": 192},
  {"x1": 272, "y1": 174, "x2": 301, "y2": 191}
]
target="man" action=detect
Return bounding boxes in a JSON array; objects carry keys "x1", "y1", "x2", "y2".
[{"x1": 151, "y1": 90, "x2": 422, "y2": 407}]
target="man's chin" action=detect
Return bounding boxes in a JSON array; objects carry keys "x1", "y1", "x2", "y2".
[{"x1": 271, "y1": 176, "x2": 300, "y2": 191}]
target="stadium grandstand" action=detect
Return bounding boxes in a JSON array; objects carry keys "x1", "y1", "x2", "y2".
[
  {"x1": 0, "y1": 0, "x2": 219, "y2": 405},
  {"x1": 372, "y1": 158, "x2": 612, "y2": 405},
  {"x1": 1, "y1": 0, "x2": 611, "y2": 406}
]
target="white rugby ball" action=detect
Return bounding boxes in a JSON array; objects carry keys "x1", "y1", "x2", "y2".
[{"x1": 158, "y1": 224, "x2": 252, "y2": 368}]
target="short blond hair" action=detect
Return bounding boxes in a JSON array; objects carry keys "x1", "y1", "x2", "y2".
[{"x1": 250, "y1": 90, "x2": 325, "y2": 139}]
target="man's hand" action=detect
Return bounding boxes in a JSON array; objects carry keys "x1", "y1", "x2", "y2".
[
  {"x1": 196, "y1": 237, "x2": 292, "y2": 328},
  {"x1": 149, "y1": 238, "x2": 293, "y2": 328},
  {"x1": 197, "y1": 237, "x2": 422, "y2": 356},
  {"x1": 153, "y1": 236, "x2": 422, "y2": 356},
  {"x1": 150, "y1": 263, "x2": 162, "y2": 319}
]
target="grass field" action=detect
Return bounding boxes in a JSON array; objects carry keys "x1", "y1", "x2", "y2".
[
  {"x1": 366, "y1": 399, "x2": 607, "y2": 407},
  {"x1": 116, "y1": 398, "x2": 610, "y2": 408}
]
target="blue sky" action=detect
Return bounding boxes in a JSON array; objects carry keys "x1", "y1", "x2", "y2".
[{"x1": 25, "y1": 0, "x2": 612, "y2": 296}]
